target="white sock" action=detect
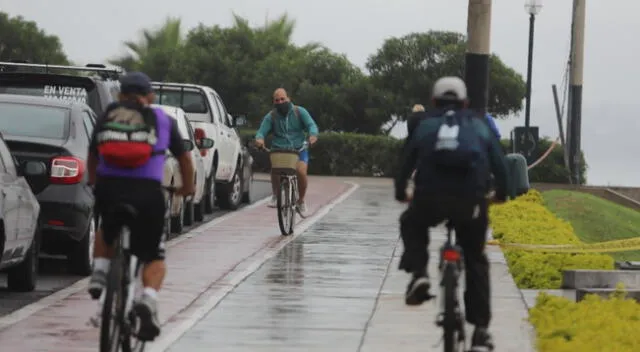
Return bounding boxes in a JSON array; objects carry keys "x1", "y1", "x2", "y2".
[
  {"x1": 143, "y1": 287, "x2": 158, "y2": 299},
  {"x1": 94, "y1": 258, "x2": 110, "y2": 273}
]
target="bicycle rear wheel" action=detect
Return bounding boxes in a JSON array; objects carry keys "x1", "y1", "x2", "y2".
[
  {"x1": 100, "y1": 251, "x2": 124, "y2": 352},
  {"x1": 277, "y1": 177, "x2": 294, "y2": 236},
  {"x1": 442, "y1": 264, "x2": 461, "y2": 352}
]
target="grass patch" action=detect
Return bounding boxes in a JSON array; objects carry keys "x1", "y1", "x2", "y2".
[{"x1": 543, "y1": 190, "x2": 640, "y2": 261}]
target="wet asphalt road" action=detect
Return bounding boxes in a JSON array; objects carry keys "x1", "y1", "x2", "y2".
[{"x1": 0, "y1": 180, "x2": 271, "y2": 317}]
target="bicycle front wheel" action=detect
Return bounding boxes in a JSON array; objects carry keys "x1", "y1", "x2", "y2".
[
  {"x1": 442, "y1": 264, "x2": 461, "y2": 352},
  {"x1": 100, "y1": 253, "x2": 123, "y2": 352},
  {"x1": 277, "y1": 177, "x2": 294, "y2": 236}
]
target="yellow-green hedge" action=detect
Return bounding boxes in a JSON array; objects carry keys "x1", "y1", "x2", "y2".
[
  {"x1": 530, "y1": 288, "x2": 640, "y2": 351},
  {"x1": 489, "y1": 190, "x2": 614, "y2": 289}
]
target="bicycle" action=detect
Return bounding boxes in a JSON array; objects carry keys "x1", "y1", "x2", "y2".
[
  {"x1": 435, "y1": 220, "x2": 466, "y2": 352},
  {"x1": 256, "y1": 141, "x2": 309, "y2": 236},
  {"x1": 89, "y1": 186, "x2": 177, "y2": 352}
]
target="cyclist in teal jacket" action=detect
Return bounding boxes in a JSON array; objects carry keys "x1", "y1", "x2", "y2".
[{"x1": 255, "y1": 88, "x2": 319, "y2": 215}]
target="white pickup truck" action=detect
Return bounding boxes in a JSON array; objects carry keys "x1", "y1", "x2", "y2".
[{"x1": 151, "y1": 82, "x2": 253, "y2": 211}]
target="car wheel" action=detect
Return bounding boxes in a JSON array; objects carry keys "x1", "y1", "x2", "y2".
[
  {"x1": 218, "y1": 164, "x2": 243, "y2": 210},
  {"x1": 242, "y1": 170, "x2": 253, "y2": 203},
  {"x1": 165, "y1": 194, "x2": 172, "y2": 239},
  {"x1": 194, "y1": 199, "x2": 205, "y2": 222},
  {"x1": 7, "y1": 227, "x2": 40, "y2": 292},
  {"x1": 171, "y1": 200, "x2": 184, "y2": 234},
  {"x1": 68, "y1": 216, "x2": 95, "y2": 276},
  {"x1": 204, "y1": 169, "x2": 217, "y2": 214},
  {"x1": 183, "y1": 199, "x2": 195, "y2": 226}
]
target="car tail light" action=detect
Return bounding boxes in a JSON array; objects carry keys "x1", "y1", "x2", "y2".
[
  {"x1": 194, "y1": 128, "x2": 207, "y2": 157},
  {"x1": 50, "y1": 156, "x2": 85, "y2": 184}
]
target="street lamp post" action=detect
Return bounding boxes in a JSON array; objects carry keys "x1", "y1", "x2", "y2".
[{"x1": 523, "y1": 0, "x2": 542, "y2": 159}]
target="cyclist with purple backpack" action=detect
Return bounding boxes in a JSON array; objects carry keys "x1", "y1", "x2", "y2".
[{"x1": 87, "y1": 72, "x2": 195, "y2": 341}]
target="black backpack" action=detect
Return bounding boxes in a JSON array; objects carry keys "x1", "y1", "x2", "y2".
[{"x1": 431, "y1": 109, "x2": 484, "y2": 171}]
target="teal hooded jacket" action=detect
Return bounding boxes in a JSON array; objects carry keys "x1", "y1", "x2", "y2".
[{"x1": 255, "y1": 102, "x2": 319, "y2": 150}]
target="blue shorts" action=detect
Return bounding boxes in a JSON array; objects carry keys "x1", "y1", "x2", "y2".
[{"x1": 299, "y1": 150, "x2": 309, "y2": 164}]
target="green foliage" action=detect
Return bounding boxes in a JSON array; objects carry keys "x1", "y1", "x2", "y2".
[
  {"x1": 500, "y1": 138, "x2": 587, "y2": 184},
  {"x1": 239, "y1": 129, "x2": 402, "y2": 177},
  {"x1": 109, "y1": 17, "x2": 184, "y2": 81},
  {"x1": 165, "y1": 14, "x2": 394, "y2": 134},
  {"x1": 240, "y1": 128, "x2": 586, "y2": 182},
  {"x1": 544, "y1": 190, "x2": 640, "y2": 261},
  {"x1": 366, "y1": 31, "x2": 526, "y2": 120},
  {"x1": 530, "y1": 291, "x2": 640, "y2": 351},
  {"x1": 489, "y1": 190, "x2": 614, "y2": 289},
  {"x1": 108, "y1": 15, "x2": 527, "y2": 135},
  {"x1": 0, "y1": 12, "x2": 69, "y2": 64}
]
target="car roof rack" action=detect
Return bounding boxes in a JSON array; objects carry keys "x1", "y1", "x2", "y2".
[{"x1": 0, "y1": 61, "x2": 124, "y2": 80}]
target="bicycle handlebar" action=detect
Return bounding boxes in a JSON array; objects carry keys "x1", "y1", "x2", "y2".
[
  {"x1": 163, "y1": 186, "x2": 178, "y2": 193},
  {"x1": 253, "y1": 140, "x2": 310, "y2": 153}
]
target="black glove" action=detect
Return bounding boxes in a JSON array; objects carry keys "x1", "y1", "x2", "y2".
[{"x1": 395, "y1": 188, "x2": 407, "y2": 202}]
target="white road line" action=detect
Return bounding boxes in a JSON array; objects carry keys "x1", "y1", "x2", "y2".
[
  {"x1": 0, "y1": 195, "x2": 271, "y2": 332},
  {"x1": 147, "y1": 181, "x2": 360, "y2": 352}
]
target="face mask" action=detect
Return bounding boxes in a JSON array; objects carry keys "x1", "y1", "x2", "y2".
[{"x1": 275, "y1": 102, "x2": 290, "y2": 115}]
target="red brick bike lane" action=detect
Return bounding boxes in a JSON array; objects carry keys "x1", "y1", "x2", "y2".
[{"x1": 0, "y1": 177, "x2": 353, "y2": 351}]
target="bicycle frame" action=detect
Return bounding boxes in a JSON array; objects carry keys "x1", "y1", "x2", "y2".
[
  {"x1": 89, "y1": 225, "x2": 145, "y2": 352},
  {"x1": 436, "y1": 221, "x2": 466, "y2": 352},
  {"x1": 91, "y1": 187, "x2": 176, "y2": 351},
  {"x1": 254, "y1": 142, "x2": 309, "y2": 236}
]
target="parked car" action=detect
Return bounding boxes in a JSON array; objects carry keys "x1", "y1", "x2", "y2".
[
  {"x1": 0, "y1": 61, "x2": 122, "y2": 116},
  {"x1": 0, "y1": 94, "x2": 98, "y2": 275},
  {"x1": 0, "y1": 132, "x2": 44, "y2": 291},
  {"x1": 231, "y1": 114, "x2": 254, "y2": 203},
  {"x1": 151, "y1": 82, "x2": 253, "y2": 211},
  {"x1": 152, "y1": 104, "x2": 214, "y2": 233}
]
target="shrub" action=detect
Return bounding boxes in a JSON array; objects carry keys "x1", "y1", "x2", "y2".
[
  {"x1": 500, "y1": 138, "x2": 588, "y2": 184},
  {"x1": 529, "y1": 288, "x2": 640, "y2": 351},
  {"x1": 239, "y1": 129, "x2": 587, "y2": 182},
  {"x1": 239, "y1": 129, "x2": 402, "y2": 176},
  {"x1": 489, "y1": 190, "x2": 614, "y2": 289}
]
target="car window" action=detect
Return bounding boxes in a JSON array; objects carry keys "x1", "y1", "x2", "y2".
[
  {"x1": 185, "y1": 117, "x2": 196, "y2": 141},
  {"x1": 81, "y1": 111, "x2": 94, "y2": 141},
  {"x1": 0, "y1": 103, "x2": 69, "y2": 140},
  {"x1": 0, "y1": 145, "x2": 6, "y2": 173},
  {"x1": 206, "y1": 92, "x2": 225, "y2": 125},
  {"x1": 0, "y1": 141, "x2": 14, "y2": 176},
  {"x1": 215, "y1": 95, "x2": 234, "y2": 128},
  {"x1": 0, "y1": 76, "x2": 100, "y2": 112},
  {"x1": 153, "y1": 88, "x2": 209, "y2": 115}
]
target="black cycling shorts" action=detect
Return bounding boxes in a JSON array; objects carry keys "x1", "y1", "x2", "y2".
[{"x1": 94, "y1": 177, "x2": 166, "y2": 262}]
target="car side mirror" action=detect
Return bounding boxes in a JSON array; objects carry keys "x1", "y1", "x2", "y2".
[
  {"x1": 21, "y1": 161, "x2": 47, "y2": 176},
  {"x1": 199, "y1": 137, "x2": 214, "y2": 149},
  {"x1": 182, "y1": 139, "x2": 195, "y2": 152},
  {"x1": 233, "y1": 114, "x2": 247, "y2": 128}
]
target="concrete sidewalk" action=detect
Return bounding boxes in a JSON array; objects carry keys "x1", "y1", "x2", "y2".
[
  {"x1": 163, "y1": 183, "x2": 536, "y2": 351},
  {"x1": 0, "y1": 177, "x2": 352, "y2": 351}
]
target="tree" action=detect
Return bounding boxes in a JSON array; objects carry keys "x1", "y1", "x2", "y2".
[
  {"x1": 0, "y1": 12, "x2": 69, "y2": 64},
  {"x1": 292, "y1": 48, "x2": 393, "y2": 133},
  {"x1": 366, "y1": 31, "x2": 526, "y2": 120},
  {"x1": 109, "y1": 17, "x2": 184, "y2": 81}
]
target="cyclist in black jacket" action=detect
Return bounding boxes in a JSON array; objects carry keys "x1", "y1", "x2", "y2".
[{"x1": 394, "y1": 76, "x2": 512, "y2": 352}]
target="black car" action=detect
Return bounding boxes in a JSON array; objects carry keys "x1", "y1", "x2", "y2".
[
  {"x1": 0, "y1": 61, "x2": 122, "y2": 116},
  {"x1": 0, "y1": 132, "x2": 46, "y2": 291},
  {"x1": 0, "y1": 94, "x2": 98, "y2": 275}
]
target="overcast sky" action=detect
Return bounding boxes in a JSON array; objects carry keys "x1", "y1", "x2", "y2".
[{"x1": 1, "y1": 0, "x2": 638, "y2": 186}]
